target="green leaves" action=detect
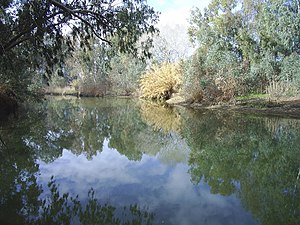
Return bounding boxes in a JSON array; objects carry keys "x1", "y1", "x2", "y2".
[
  {"x1": 0, "y1": 0, "x2": 159, "y2": 98},
  {"x1": 187, "y1": 0, "x2": 300, "y2": 97}
]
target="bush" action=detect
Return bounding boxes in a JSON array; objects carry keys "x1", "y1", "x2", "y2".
[
  {"x1": 109, "y1": 54, "x2": 146, "y2": 96},
  {"x1": 181, "y1": 53, "x2": 236, "y2": 104},
  {"x1": 266, "y1": 80, "x2": 299, "y2": 99},
  {"x1": 79, "y1": 83, "x2": 108, "y2": 97},
  {"x1": 0, "y1": 85, "x2": 18, "y2": 115},
  {"x1": 181, "y1": 55, "x2": 205, "y2": 103},
  {"x1": 139, "y1": 63, "x2": 182, "y2": 100}
]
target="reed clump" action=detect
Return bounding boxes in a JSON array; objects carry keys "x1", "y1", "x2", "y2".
[{"x1": 139, "y1": 63, "x2": 182, "y2": 100}]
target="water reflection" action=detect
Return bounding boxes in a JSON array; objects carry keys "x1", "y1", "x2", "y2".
[
  {"x1": 184, "y1": 110, "x2": 300, "y2": 225},
  {"x1": 139, "y1": 101, "x2": 181, "y2": 134},
  {"x1": 0, "y1": 97, "x2": 299, "y2": 225},
  {"x1": 37, "y1": 144, "x2": 257, "y2": 225}
]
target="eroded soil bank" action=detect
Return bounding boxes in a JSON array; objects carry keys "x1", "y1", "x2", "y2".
[{"x1": 168, "y1": 95, "x2": 300, "y2": 119}]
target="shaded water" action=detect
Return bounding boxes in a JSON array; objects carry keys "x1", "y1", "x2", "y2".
[{"x1": 0, "y1": 97, "x2": 299, "y2": 225}]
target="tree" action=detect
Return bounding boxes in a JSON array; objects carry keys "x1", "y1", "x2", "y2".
[
  {"x1": 151, "y1": 24, "x2": 193, "y2": 63},
  {"x1": 0, "y1": 0, "x2": 159, "y2": 57},
  {"x1": 0, "y1": 0, "x2": 159, "y2": 96},
  {"x1": 186, "y1": 0, "x2": 300, "y2": 98},
  {"x1": 108, "y1": 53, "x2": 146, "y2": 96},
  {"x1": 64, "y1": 38, "x2": 111, "y2": 96}
]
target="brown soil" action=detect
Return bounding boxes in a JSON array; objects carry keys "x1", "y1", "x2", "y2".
[{"x1": 185, "y1": 96, "x2": 300, "y2": 119}]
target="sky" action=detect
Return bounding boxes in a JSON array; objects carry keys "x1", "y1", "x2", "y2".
[{"x1": 147, "y1": 0, "x2": 211, "y2": 27}]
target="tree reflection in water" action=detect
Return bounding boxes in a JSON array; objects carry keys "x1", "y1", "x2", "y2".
[
  {"x1": 184, "y1": 110, "x2": 300, "y2": 225},
  {"x1": 32, "y1": 177, "x2": 154, "y2": 225},
  {"x1": 0, "y1": 97, "x2": 300, "y2": 225}
]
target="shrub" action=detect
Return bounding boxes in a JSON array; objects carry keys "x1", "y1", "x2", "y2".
[
  {"x1": 266, "y1": 80, "x2": 299, "y2": 99},
  {"x1": 139, "y1": 63, "x2": 182, "y2": 100},
  {"x1": 79, "y1": 83, "x2": 108, "y2": 97}
]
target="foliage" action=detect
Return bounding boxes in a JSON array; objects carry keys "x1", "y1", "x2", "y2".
[
  {"x1": 140, "y1": 63, "x2": 182, "y2": 100},
  {"x1": 62, "y1": 38, "x2": 111, "y2": 96},
  {"x1": 60, "y1": 39, "x2": 146, "y2": 97},
  {"x1": 0, "y1": 0, "x2": 159, "y2": 99},
  {"x1": 108, "y1": 53, "x2": 147, "y2": 96},
  {"x1": 186, "y1": 0, "x2": 300, "y2": 100},
  {"x1": 182, "y1": 52, "x2": 236, "y2": 104},
  {"x1": 181, "y1": 52, "x2": 205, "y2": 103},
  {"x1": 0, "y1": 0, "x2": 159, "y2": 60}
]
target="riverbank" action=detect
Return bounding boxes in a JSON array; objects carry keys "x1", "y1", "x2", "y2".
[
  {"x1": 165, "y1": 94, "x2": 300, "y2": 119},
  {"x1": 186, "y1": 96, "x2": 300, "y2": 119},
  {"x1": 2, "y1": 86, "x2": 300, "y2": 119},
  {"x1": 233, "y1": 97, "x2": 300, "y2": 119}
]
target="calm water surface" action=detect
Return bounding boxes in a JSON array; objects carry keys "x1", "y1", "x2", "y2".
[{"x1": 0, "y1": 97, "x2": 299, "y2": 225}]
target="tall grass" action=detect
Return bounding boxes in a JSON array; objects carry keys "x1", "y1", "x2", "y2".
[
  {"x1": 267, "y1": 80, "x2": 299, "y2": 100},
  {"x1": 139, "y1": 63, "x2": 182, "y2": 100}
]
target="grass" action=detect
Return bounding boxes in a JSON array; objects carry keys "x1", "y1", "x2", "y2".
[
  {"x1": 45, "y1": 86, "x2": 78, "y2": 96},
  {"x1": 235, "y1": 93, "x2": 269, "y2": 101}
]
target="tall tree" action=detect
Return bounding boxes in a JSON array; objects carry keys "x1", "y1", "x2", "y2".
[
  {"x1": 187, "y1": 0, "x2": 300, "y2": 97},
  {"x1": 0, "y1": 0, "x2": 159, "y2": 90},
  {"x1": 151, "y1": 24, "x2": 193, "y2": 63}
]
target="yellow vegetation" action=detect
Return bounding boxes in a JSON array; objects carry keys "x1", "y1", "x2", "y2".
[
  {"x1": 139, "y1": 63, "x2": 182, "y2": 100},
  {"x1": 139, "y1": 101, "x2": 181, "y2": 133}
]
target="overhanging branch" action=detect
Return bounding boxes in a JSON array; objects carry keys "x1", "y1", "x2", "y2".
[{"x1": 49, "y1": 0, "x2": 112, "y2": 44}]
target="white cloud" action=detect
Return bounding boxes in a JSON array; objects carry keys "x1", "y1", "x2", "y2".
[
  {"x1": 149, "y1": 0, "x2": 211, "y2": 27},
  {"x1": 159, "y1": 7, "x2": 191, "y2": 27}
]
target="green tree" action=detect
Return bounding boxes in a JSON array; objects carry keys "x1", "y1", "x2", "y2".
[
  {"x1": 0, "y1": 0, "x2": 159, "y2": 97},
  {"x1": 186, "y1": 0, "x2": 300, "y2": 99},
  {"x1": 64, "y1": 38, "x2": 111, "y2": 96},
  {"x1": 108, "y1": 53, "x2": 146, "y2": 96}
]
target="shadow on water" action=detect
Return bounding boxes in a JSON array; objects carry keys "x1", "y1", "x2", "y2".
[{"x1": 0, "y1": 97, "x2": 299, "y2": 224}]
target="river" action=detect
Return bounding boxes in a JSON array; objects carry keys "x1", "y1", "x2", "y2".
[{"x1": 0, "y1": 97, "x2": 299, "y2": 225}]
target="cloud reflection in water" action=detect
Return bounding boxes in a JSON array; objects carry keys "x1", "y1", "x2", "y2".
[{"x1": 37, "y1": 138, "x2": 259, "y2": 225}]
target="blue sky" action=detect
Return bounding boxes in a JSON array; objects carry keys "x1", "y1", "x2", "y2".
[{"x1": 147, "y1": 0, "x2": 211, "y2": 26}]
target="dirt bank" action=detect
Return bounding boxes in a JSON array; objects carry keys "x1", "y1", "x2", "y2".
[
  {"x1": 232, "y1": 98, "x2": 300, "y2": 119},
  {"x1": 169, "y1": 96, "x2": 300, "y2": 119}
]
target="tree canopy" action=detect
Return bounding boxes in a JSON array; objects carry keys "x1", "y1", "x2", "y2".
[
  {"x1": 184, "y1": 0, "x2": 300, "y2": 99},
  {"x1": 0, "y1": 0, "x2": 159, "y2": 90}
]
